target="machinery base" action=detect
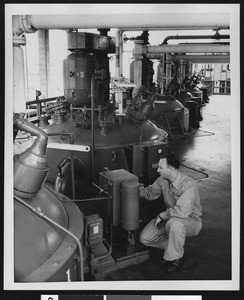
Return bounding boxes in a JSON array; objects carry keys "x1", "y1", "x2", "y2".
[{"x1": 91, "y1": 249, "x2": 149, "y2": 280}]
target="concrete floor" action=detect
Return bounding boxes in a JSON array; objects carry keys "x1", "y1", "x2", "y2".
[{"x1": 103, "y1": 94, "x2": 232, "y2": 281}]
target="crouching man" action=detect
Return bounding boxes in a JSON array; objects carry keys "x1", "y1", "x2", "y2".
[{"x1": 139, "y1": 152, "x2": 202, "y2": 272}]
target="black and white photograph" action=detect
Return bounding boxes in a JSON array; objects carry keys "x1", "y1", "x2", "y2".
[{"x1": 3, "y1": 2, "x2": 241, "y2": 295}]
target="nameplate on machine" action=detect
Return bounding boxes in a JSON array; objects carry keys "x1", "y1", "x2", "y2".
[{"x1": 47, "y1": 143, "x2": 90, "y2": 152}]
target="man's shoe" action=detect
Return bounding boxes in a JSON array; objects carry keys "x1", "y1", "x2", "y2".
[
  {"x1": 161, "y1": 258, "x2": 172, "y2": 271},
  {"x1": 166, "y1": 257, "x2": 184, "y2": 273}
]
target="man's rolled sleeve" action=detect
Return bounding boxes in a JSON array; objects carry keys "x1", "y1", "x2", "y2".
[{"x1": 139, "y1": 177, "x2": 163, "y2": 200}]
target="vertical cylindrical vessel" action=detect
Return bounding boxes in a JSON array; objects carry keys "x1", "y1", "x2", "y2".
[
  {"x1": 120, "y1": 180, "x2": 139, "y2": 230},
  {"x1": 182, "y1": 107, "x2": 190, "y2": 132},
  {"x1": 63, "y1": 51, "x2": 95, "y2": 106}
]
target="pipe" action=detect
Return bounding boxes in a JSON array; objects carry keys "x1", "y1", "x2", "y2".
[
  {"x1": 26, "y1": 95, "x2": 65, "y2": 106},
  {"x1": 14, "y1": 194, "x2": 84, "y2": 281},
  {"x1": 162, "y1": 33, "x2": 230, "y2": 44},
  {"x1": 145, "y1": 44, "x2": 230, "y2": 54},
  {"x1": 90, "y1": 74, "x2": 95, "y2": 183},
  {"x1": 70, "y1": 153, "x2": 76, "y2": 200},
  {"x1": 12, "y1": 13, "x2": 229, "y2": 34},
  {"x1": 119, "y1": 30, "x2": 124, "y2": 77},
  {"x1": 147, "y1": 53, "x2": 230, "y2": 62},
  {"x1": 61, "y1": 196, "x2": 112, "y2": 202},
  {"x1": 115, "y1": 30, "x2": 120, "y2": 77}
]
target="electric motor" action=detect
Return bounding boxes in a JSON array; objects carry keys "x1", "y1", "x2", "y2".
[{"x1": 63, "y1": 51, "x2": 96, "y2": 106}]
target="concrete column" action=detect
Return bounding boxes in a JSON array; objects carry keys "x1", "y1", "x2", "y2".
[
  {"x1": 133, "y1": 60, "x2": 142, "y2": 87},
  {"x1": 165, "y1": 54, "x2": 172, "y2": 87},
  {"x1": 38, "y1": 30, "x2": 50, "y2": 98},
  {"x1": 13, "y1": 36, "x2": 26, "y2": 114}
]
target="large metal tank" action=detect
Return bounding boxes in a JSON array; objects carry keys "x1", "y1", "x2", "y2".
[
  {"x1": 41, "y1": 31, "x2": 168, "y2": 194},
  {"x1": 13, "y1": 115, "x2": 84, "y2": 282},
  {"x1": 43, "y1": 111, "x2": 168, "y2": 188},
  {"x1": 152, "y1": 96, "x2": 189, "y2": 134},
  {"x1": 14, "y1": 185, "x2": 84, "y2": 282}
]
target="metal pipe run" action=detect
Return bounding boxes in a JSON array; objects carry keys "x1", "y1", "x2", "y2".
[
  {"x1": 26, "y1": 96, "x2": 65, "y2": 106},
  {"x1": 162, "y1": 33, "x2": 230, "y2": 44},
  {"x1": 60, "y1": 196, "x2": 112, "y2": 202},
  {"x1": 146, "y1": 44, "x2": 230, "y2": 54},
  {"x1": 90, "y1": 74, "x2": 95, "y2": 183},
  {"x1": 146, "y1": 53, "x2": 230, "y2": 63},
  {"x1": 13, "y1": 13, "x2": 229, "y2": 35}
]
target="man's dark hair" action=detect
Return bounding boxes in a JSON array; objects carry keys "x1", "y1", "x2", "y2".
[{"x1": 160, "y1": 152, "x2": 180, "y2": 169}]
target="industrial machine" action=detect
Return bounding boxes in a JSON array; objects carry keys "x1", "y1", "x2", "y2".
[
  {"x1": 31, "y1": 30, "x2": 168, "y2": 196},
  {"x1": 14, "y1": 30, "x2": 170, "y2": 282},
  {"x1": 128, "y1": 31, "x2": 206, "y2": 136},
  {"x1": 177, "y1": 76, "x2": 204, "y2": 128},
  {"x1": 13, "y1": 114, "x2": 159, "y2": 282},
  {"x1": 9, "y1": 9, "x2": 231, "y2": 285},
  {"x1": 14, "y1": 114, "x2": 84, "y2": 282}
]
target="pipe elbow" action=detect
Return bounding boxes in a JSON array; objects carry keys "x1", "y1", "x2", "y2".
[
  {"x1": 14, "y1": 116, "x2": 49, "y2": 198},
  {"x1": 12, "y1": 15, "x2": 37, "y2": 36},
  {"x1": 14, "y1": 116, "x2": 48, "y2": 144}
]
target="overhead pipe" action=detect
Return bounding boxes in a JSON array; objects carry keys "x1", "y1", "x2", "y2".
[
  {"x1": 140, "y1": 43, "x2": 230, "y2": 54},
  {"x1": 162, "y1": 33, "x2": 230, "y2": 44},
  {"x1": 146, "y1": 53, "x2": 230, "y2": 63},
  {"x1": 12, "y1": 13, "x2": 230, "y2": 116},
  {"x1": 12, "y1": 13, "x2": 229, "y2": 35}
]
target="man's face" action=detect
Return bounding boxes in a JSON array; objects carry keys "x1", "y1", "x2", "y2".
[{"x1": 157, "y1": 158, "x2": 170, "y2": 179}]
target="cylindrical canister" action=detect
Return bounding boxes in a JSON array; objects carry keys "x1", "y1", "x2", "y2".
[
  {"x1": 120, "y1": 180, "x2": 139, "y2": 230},
  {"x1": 63, "y1": 51, "x2": 95, "y2": 106}
]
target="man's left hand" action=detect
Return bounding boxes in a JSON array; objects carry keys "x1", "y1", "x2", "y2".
[
  {"x1": 154, "y1": 211, "x2": 168, "y2": 228},
  {"x1": 159, "y1": 211, "x2": 168, "y2": 220}
]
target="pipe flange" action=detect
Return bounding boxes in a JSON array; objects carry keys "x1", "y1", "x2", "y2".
[
  {"x1": 13, "y1": 35, "x2": 26, "y2": 46},
  {"x1": 19, "y1": 15, "x2": 37, "y2": 34}
]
